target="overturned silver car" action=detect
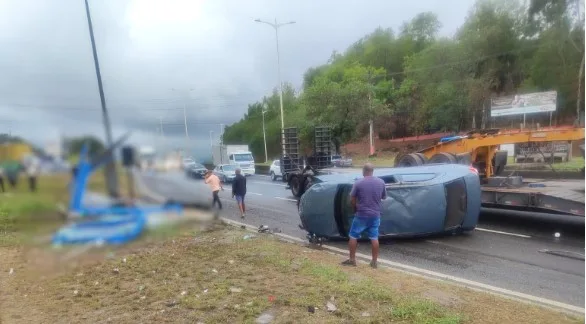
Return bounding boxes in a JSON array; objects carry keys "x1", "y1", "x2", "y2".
[{"x1": 298, "y1": 164, "x2": 481, "y2": 242}]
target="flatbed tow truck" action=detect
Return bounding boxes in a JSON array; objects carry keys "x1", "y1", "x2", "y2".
[{"x1": 393, "y1": 127, "x2": 585, "y2": 217}]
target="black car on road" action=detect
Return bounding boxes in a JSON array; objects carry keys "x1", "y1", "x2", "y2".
[{"x1": 185, "y1": 162, "x2": 208, "y2": 179}]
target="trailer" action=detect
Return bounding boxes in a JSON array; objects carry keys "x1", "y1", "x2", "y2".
[
  {"x1": 394, "y1": 127, "x2": 585, "y2": 217},
  {"x1": 280, "y1": 126, "x2": 333, "y2": 198}
]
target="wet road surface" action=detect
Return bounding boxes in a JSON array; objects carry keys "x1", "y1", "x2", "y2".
[{"x1": 137, "y1": 171, "x2": 585, "y2": 308}]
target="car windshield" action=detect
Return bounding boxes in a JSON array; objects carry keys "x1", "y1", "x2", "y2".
[
  {"x1": 222, "y1": 165, "x2": 236, "y2": 171},
  {"x1": 233, "y1": 154, "x2": 253, "y2": 162}
]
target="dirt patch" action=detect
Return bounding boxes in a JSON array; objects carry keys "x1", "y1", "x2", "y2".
[{"x1": 422, "y1": 288, "x2": 462, "y2": 307}]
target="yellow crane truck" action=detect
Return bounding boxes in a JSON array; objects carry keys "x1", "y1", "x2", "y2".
[{"x1": 394, "y1": 127, "x2": 585, "y2": 217}]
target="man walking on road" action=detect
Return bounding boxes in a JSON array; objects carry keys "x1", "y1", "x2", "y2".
[
  {"x1": 232, "y1": 168, "x2": 247, "y2": 219},
  {"x1": 341, "y1": 163, "x2": 386, "y2": 269},
  {"x1": 204, "y1": 170, "x2": 223, "y2": 210}
]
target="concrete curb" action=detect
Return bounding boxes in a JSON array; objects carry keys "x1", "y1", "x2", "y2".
[{"x1": 220, "y1": 218, "x2": 585, "y2": 317}]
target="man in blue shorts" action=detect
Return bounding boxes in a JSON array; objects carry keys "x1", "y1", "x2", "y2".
[
  {"x1": 341, "y1": 163, "x2": 386, "y2": 269},
  {"x1": 232, "y1": 168, "x2": 247, "y2": 219}
]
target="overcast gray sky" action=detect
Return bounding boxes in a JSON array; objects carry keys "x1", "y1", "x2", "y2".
[{"x1": 0, "y1": 0, "x2": 475, "y2": 158}]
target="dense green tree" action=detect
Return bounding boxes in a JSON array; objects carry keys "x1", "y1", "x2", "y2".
[
  {"x1": 223, "y1": 0, "x2": 584, "y2": 160},
  {"x1": 65, "y1": 135, "x2": 105, "y2": 158}
]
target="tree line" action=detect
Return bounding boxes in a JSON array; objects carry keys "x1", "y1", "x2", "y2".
[{"x1": 222, "y1": 0, "x2": 584, "y2": 160}]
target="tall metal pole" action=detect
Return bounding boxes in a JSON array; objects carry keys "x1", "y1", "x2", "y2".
[
  {"x1": 254, "y1": 18, "x2": 295, "y2": 157},
  {"x1": 262, "y1": 109, "x2": 268, "y2": 163},
  {"x1": 171, "y1": 88, "x2": 192, "y2": 140},
  {"x1": 219, "y1": 124, "x2": 224, "y2": 146},
  {"x1": 183, "y1": 102, "x2": 189, "y2": 140},
  {"x1": 84, "y1": 0, "x2": 119, "y2": 198},
  {"x1": 274, "y1": 19, "x2": 285, "y2": 135}
]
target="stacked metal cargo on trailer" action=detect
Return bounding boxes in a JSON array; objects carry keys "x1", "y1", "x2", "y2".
[
  {"x1": 280, "y1": 127, "x2": 302, "y2": 182},
  {"x1": 281, "y1": 126, "x2": 334, "y2": 198}
]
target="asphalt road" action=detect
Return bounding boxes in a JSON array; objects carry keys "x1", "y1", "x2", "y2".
[{"x1": 137, "y1": 171, "x2": 585, "y2": 308}]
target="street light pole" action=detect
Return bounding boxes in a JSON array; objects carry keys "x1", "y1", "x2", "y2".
[
  {"x1": 254, "y1": 18, "x2": 295, "y2": 155},
  {"x1": 171, "y1": 88, "x2": 193, "y2": 140},
  {"x1": 262, "y1": 106, "x2": 268, "y2": 163},
  {"x1": 183, "y1": 102, "x2": 189, "y2": 140},
  {"x1": 84, "y1": 0, "x2": 119, "y2": 198}
]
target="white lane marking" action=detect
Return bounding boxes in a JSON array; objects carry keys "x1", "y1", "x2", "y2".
[
  {"x1": 475, "y1": 227, "x2": 531, "y2": 238},
  {"x1": 221, "y1": 217, "x2": 584, "y2": 315},
  {"x1": 248, "y1": 181, "x2": 287, "y2": 187},
  {"x1": 274, "y1": 197, "x2": 297, "y2": 202},
  {"x1": 248, "y1": 192, "x2": 263, "y2": 196}
]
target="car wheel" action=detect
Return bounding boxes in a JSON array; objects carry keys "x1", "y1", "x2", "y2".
[
  {"x1": 290, "y1": 175, "x2": 301, "y2": 197},
  {"x1": 270, "y1": 171, "x2": 276, "y2": 181},
  {"x1": 223, "y1": 175, "x2": 227, "y2": 183}
]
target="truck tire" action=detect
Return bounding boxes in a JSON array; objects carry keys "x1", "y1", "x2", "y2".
[
  {"x1": 270, "y1": 171, "x2": 276, "y2": 181},
  {"x1": 301, "y1": 175, "x2": 314, "y2": 195},
  {"x1": 414, "y1": 153, "x2": 429, "y2": 165},
  {"x1": 429, "y1": 152, "x2": 458, "y2": 164},
  {"x1": 290, "y1": 175, "x2": 301, "y2": 198},
  {"x1": 395, "y1": 153, "x2": 426, "y2": 167}
]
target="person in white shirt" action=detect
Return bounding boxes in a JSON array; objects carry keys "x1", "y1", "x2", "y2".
[{"x1": 24, "y1": 156, "x2": 40, "y2": 192}]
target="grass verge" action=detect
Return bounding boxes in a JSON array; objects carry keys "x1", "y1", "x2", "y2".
[{"x1": 2, "y1": 225, "x2": 582, "y2": 324}]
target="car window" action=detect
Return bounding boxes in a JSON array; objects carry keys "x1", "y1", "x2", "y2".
[
  {"x1": 223, "y1": 165, "x2": 236, "y2": 171},
  {"x1": 234, "y1": 153, "x2": 253, "y2": 162},
  {"x1": 399, "y1": 173, "x2": 437, "y2": 182}
]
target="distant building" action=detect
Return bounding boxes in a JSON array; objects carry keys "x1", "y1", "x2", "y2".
[{"x1": 45, "y1": 140, "x2": 63, "y2": 160}]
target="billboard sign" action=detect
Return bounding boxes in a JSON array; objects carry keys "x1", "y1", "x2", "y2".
[{"x1": 491, "y1": 91, "x2": 557, "y2": 117}]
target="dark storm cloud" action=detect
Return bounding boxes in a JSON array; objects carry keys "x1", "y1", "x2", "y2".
[{"x1": 0, "y1": 0, "x2": 475, "y2": 157}]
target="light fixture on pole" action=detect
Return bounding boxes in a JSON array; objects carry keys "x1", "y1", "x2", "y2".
[
  {"x1": 254, "y1": 18, "x2": 295, "y2": 155},
  {"x1": 262, "y1": 104, "x2": 268, "y2": 163}
]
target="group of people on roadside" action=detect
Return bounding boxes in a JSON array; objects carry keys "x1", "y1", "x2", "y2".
[
  {"x1": 203, "y1": 161, "x2": 386, "y2": 270},
  {"x1": 203, "y1": 167, "x2": 247, "y2": 218},
  {"x1": 0, "y1": 155, "x2": 41, "y2": 193}
]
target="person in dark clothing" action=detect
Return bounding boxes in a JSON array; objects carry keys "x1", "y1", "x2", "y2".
[
  {"x1": 232, "y1": 168, "x2": 247, "y2": 219},
  {"x1": 0, "y1": 166, "x2": 5, "y2": 193}
]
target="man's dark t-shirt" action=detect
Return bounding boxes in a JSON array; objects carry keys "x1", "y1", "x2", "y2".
[
  {"x1": 350, "y1": 176, "x2": 386, "y2": 218},
  {"x1": 232, "y1": 174, "x2": 247, "y2": 196}
]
